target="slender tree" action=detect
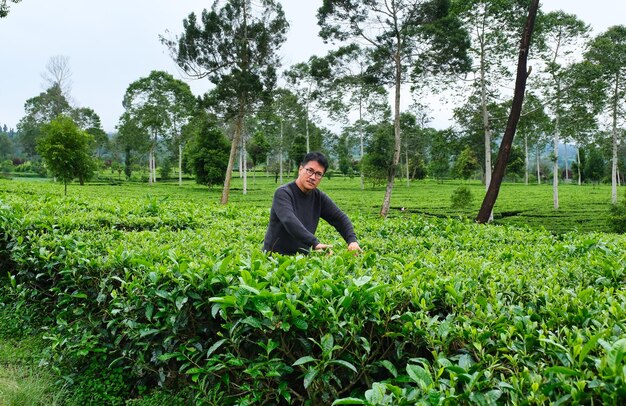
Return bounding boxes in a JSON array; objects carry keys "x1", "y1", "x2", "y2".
[
  {"x1": 558, "y1": 61, "x2": 601, "y2": 185},
  {"x1": 516, "y1": 92, "x2": 551, "y2": 185},
  {"x1": 41, "y1": 55, "x2": 73, "y2": 101},
  {"x1": 284, "y1": 63, "x2": 321, "y2": 154},
  {"x1": 263, "y1": 87, "x2": 308, "y2": 183},
  {"x1": 72, "y1": 107, "x2": 109, "y2": 169},
  {"x1": 454, "y1": 146, "x2": 480, "y2": 180},
  {"x1": 362, "y1": 122, "x2": 394, "y2": 188},
  {"x1": 309, "y1": 45, "x2": 389, "y2": 189},
  {"x1": 583, "y1": 25, "x2": 626, "y2": 204},
  {"x1": 534, "y1": 11, "x2": 590, "y2": 208},
  {"x1": 454, "y1": 0, "x2": 531, "y2": 193},
  {"x1": 36, "y1": 115, "x2": 95, "y2": 195},
  {"x1": 318, "y1": 0, "x2": 470, "y2": 217},
  {"x1": 17, "y1": 84, "x2": 72, "y2": 157},
  {"x1": 122, "y1": 70, "x2": 195, "y2": 185},
  {"x1": 428, "y1": 128, "x2": 458, "y2": 182},
  {"x1": 476, "y1": 0, "x2": 540, "y2": 223},
  {"x1": 184, "y1": 110, "x2": 231, "y2": 188},
  {"x1": 247, "y1": 129, "x2": 270, "y2": 185},
  {"x1": 115, "y1": 112, "x2": 150, "y2": 180},
  {"x1": 162, "y1": 0, "x2": 288, "y2": 204}
]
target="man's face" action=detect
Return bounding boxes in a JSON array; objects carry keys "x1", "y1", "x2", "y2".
[{"x1": 296, "y1": 160, "x2": 325, "y2": 192}]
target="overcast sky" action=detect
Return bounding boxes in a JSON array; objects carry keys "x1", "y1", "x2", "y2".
[{"x1": 1, "y1": 1, "x2": 625, "y2": 133}]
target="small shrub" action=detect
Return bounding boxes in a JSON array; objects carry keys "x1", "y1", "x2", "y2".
[
  {"x1": 125, "y1": 388, "x2": 195, "y2": 406},
  {"x1": 450, "y1": 185, "x2": 473, "y2": 209},
  {"x1": 66, "y1": 356, "x2": 131, "y2": 406},
  {"x1": 609, "y1": 198, "x2": 626, "y2": 233},
  {"x1": 158, "y1": 158, "x2": 173, "y2": 180}
]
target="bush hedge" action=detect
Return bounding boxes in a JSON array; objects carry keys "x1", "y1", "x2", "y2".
[{"x1": 1, "y1": 182, "x2": 626, "y2": 404}]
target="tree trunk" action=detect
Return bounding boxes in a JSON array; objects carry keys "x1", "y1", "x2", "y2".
[
  {"x1": 305, "y1": 86, "x2": 310, "y2": 154},
  {"x1": 536, "y1": 144, "x2": 541, "y2": 184},
  {"x1": 479, "y1": 31, "x2": 493, "y2": 221},
  {"x1": 405, "y1": 141, "x2": 410, "y2": 187},
  {"x1": 178, "y1": 143, "x2": 183, "y2": 186},
  {"x1": 476, "y1": 0, "x2": 539, "y2": 223},
  {"x1": 360, "y1": 122, "x2": 364, "y2": 190},
  {"x1": 242, "y1": 133, "x2": 247, "y2": 195},
  {"x1": 380, "y1": 46, "x2": 402, "y2": 217},
  {"x1": 221, "y1": 113, "x2": 244, "y2": 205},
  {"x1": 553, "y1": 122, "x2": 559, "y2": 209},
  {"x1": 124, "y1": 148, "x2": 131, "y2": 180},
  {"x1": 239, "y1": 145, "x2": 243, "y2": 177},
  {"x1": 148, "y1": 149, "x2": 153, "y2": 185},
  {"x1": 611, "y1": 76, "x2": 619, "y2": 204},
  {"x1": 279, "y1": 119, "x2": 284, "y2": 184},
  {"x1": 524, "y1": 134, "x2": 529, "y2": 185},
  {"x1": 480, "y1": 36, "x2": 492, "y2": 190},
  {"x1": 564, "y1": 144, "x2": 569, "y2": 181},
  {"x1": 577, "y1": 147, "x2": 582, "y2": 185}
]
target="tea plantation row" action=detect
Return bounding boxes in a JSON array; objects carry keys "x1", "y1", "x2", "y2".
[{"x1": 0, "y1": 179, "x2": 625, "y2": 404}]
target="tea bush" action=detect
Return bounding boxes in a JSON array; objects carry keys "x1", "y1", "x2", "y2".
[
  {"x1": 1, "y1": 179, "x2": 626, "y2": 404},
  {"x1": 450, "y1": 186, "x2": 473, "y2": 209}
]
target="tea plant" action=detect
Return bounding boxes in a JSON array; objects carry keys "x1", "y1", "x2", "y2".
[
  {"x1": 450, "y1": 186, "x2": 473, "y2": 209},
  {"x1": 1, "y1": 178, "x2": 626, "y2": 404}
]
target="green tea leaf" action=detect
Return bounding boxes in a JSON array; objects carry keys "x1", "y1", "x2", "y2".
[
  {"x1": 293, "y1": 356, "x2": 316, "y2": 366},
  {"x1": 303, "y1": 368, "x2": 318, "y2": 389},
  {"x1": 206, "y1": 339, "x2": 226, "y2": 358},
  {"x1": 332, "y1": 398, "x2": 367, "y2": 405},
  {"x1": 407, "y1": 364, "x2": 433, "y2": 388},
  {"x1": 380, "y1": 360, "x2": 398, "y2": 377},
  {"x1": 545, "y1": 366, "x2": 581, "y2": 377},
  {"x1": 321, "y1": 333, "x2": 334, "y2": 356},
  {"x1": 175, "y1": 295, "x2": 188, "y2": 310},
  {"x1": 579, "y1": 332, "x2": 601, "y2": 364},
  {"x1": 329, "y1": 359, "x2": 358, "y2": 373}
]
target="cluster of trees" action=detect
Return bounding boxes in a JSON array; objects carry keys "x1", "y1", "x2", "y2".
[
  {"x1": 0, "y1": 0, "x2": 20, "y2": 18},
  {"x1": 4, "y1": 0, "x2": 626, "y2": 213}
]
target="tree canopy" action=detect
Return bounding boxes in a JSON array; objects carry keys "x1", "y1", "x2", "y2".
[
  {"x1": 0, "y1": 0, "x2": 20, "y2": 17},
  {"x1": 318, "y1": 0, "x2": 470, "y2": 216},
  {"x1": 162, "y1": 0, "x2": 288, "y2": 204},
  {"x1": 122, "y1": 70, "x2": 195, "y2": 184},
  {"x1": 36, "y1": 115, "x2": 95, "y2": 195}
]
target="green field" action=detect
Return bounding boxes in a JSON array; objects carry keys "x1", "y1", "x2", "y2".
[
  {"x1": 4, "y1": 174, "x2": 616, "y2": 233},
  {"x1": 1, "y1": 177, "x2": 625, "y2": 405}
]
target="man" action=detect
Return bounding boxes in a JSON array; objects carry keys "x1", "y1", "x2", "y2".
[{"x1": 263, "y1": 152, "x2": 362, "y2": 255}]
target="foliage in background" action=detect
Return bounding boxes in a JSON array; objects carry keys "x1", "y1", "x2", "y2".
[
  {"x1": 453, "y1": 146, "x2": 480, "y2": 180},
  {"x1": 36, "y1": 115, "x2": 96, "y2": 194},
  {"x1": 361, "y1": 123, "x2": 394, "y2": 187},
  {"x1": 184, "y1": 112, "x2": 230, "y2": 188},
  {"x1": 318, "y1": 0, "x2": 471, "y2": 217},
  {"x1": 161, "y1": 0, "x2": 289, "y2": 204},
  {"x1": 609, "y1": 189, "x2": 626, "y2": 233},
  {"x1": 450, "y1": 185, "x2": 474, "y2": 209}
]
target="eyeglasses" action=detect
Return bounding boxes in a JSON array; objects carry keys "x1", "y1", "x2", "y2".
[{"x1": 303, "y1": 167, "x2": 324, "y2": 180}]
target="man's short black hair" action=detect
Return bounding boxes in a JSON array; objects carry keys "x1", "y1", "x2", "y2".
[{"x1": 301, "y1": 151, "x2": 328, "y2": 172}]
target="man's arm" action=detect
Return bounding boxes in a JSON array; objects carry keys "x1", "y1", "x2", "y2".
[{"x1": 319, "y1": 193, "x2": 359, "y2": 248}]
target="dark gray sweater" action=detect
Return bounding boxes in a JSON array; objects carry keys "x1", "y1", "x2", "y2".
[{"x1": 263, "y1": 181, "x2": 357, "y2": 255}]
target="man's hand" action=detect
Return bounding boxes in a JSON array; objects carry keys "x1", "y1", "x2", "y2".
[
  {"x1": 314, "y1": 243, "x2": 333, "y2": 255},
  {"x1": 347, "y1": 242, "x2": 362, "y2": 253}
]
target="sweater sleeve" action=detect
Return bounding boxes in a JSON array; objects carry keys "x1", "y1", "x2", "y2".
[
  {"x1": 319, "y1": 192, "x2": 357, "y2": 244},
  {"x1": 273, "y1": 187, "x2": 319, "y2": 248}
]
